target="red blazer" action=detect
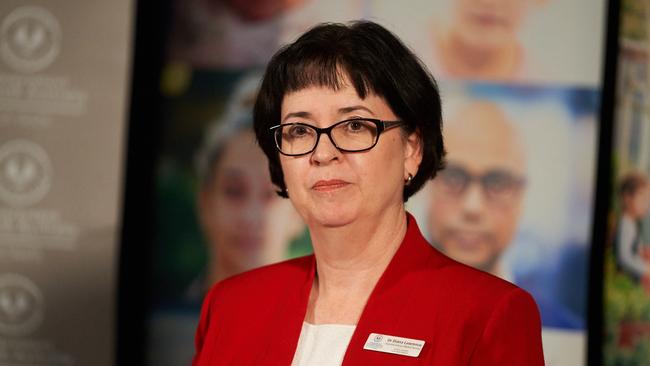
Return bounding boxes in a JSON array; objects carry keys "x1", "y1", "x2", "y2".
[{"x1": 193, "y1": 215, "x2": 544, "y2": 365}]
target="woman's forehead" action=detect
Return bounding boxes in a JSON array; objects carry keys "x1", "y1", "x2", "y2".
[{"x1": 280, "y1": 86, "x2": 389, "y2": 119}]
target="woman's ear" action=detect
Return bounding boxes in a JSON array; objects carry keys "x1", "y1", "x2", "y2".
[{"x1": 404, "y1": 129, "x2": 423, "y2": 179}]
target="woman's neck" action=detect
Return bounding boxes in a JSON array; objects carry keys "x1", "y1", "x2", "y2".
[{"x1": 305, "y1": 205, "x2": 408, "y2": 325}]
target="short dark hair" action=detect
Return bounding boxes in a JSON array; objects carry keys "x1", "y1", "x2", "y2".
[
  {"x1": 253, "y1": 20, "x2": 445, "y2": 201},
  {"x1": 620, "y1": 171, "x2": 648, "y2": 198}
]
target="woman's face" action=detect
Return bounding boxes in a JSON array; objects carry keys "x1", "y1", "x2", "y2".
[
  {"x1": 199, "y1": 130, "x2": 286, "y2": 272},
  {"x1": 278, "y1": 81, "x2": 422, "y2": 228},
  {"x1": 451, "y1": 0, "x2": 533, "y2": 50}
]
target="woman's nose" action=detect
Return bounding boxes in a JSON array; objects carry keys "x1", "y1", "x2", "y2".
[{"x1": 310, "y1": 133, "x2": 340, "y2": 165}]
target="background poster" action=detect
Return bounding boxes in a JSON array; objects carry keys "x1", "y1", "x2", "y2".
[
  {"x1": 0, "y1": 1, "x2": 132, "y2": 366},
  {"x1": 148, "y1": 1, "x2": 606, "y2": 365},
  {"x1": 603, "y1": 0, "x2": 650, "y2": 364},
  {"x1": 408, "y1": 84, "x2": 599, "y2": 366}
]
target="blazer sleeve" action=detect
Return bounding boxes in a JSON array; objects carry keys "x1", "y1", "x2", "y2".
[{"x1": 468, "y1": 287, "x2": 545, "y2": 366}]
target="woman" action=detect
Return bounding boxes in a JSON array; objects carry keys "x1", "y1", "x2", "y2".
[
  {"x1": 194, "y1": 72, "x2": 304, "y2": 294},
  {"x1": 149, "y1": 74, "x2": 303, "y2": 366},
  {"x1": 193, "y1": 21, "x2": 543, "y2": 365}
]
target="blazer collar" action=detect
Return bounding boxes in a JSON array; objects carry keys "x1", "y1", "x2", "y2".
[
  {"x1": 341, "y1": 212, "x2": 436, "y2": 364},
  {"x1": 257, "y1": 212, "x2": 436, "y2": 365}
]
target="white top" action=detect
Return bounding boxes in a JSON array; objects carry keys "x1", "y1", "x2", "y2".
[
  {"x1": 617, "y1": 214, "x2": 648, "y2": 277},
  {"x1": 291, "y1": 322, "x2": 356, "y2": 366}
]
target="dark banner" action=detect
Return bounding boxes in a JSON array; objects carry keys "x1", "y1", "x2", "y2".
[{"x1": 0, "y1": 1, "x2": 132, "y2": 365}]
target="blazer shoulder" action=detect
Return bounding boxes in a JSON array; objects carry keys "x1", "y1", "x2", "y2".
[
  {"x1": 405, "y1": 230, "x2": 518, "y2": 298},
  {"x1": 207, "y1": 255, "x2": 313, "y2": 305},
  {"x1": 425, "y1": 247, "x2": 527, "y2": 306},
  {"x1": 418, "y1": 249, "x2": 542, "y2": 356}
]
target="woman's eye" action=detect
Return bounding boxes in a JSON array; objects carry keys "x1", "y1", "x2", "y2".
[
  {"x1": 349, "y1": 121, "x2": 362, "y2": 130},
  {"x1": 346, "y1": 120, "x2": 370, "y2": 133},
  {"x1": 288, "y1": 125, "x2": 310, "y2": 137}
]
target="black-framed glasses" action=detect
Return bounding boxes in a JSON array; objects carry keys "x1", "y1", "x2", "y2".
[
  {"x1": 438, "y1": 164, "x2": 526, "y2": 203},
  {"x1": 270, "y1": 118, "x2": 404, "y2": 156}
]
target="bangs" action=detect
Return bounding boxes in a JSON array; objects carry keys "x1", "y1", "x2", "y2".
[{"x1": 283, "y1": 57, "x2": 376, "y2": 99}]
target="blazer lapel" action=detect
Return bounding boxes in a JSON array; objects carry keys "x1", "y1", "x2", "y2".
[
  {"x1": 342, "y1": 214, "x2": 435, "y2": 365},
  {"x1": 255, "y1": 255, "x2": 316, "y2": 365},
  {"x1": 256, "y1": 213, "x2": 435, "y2": 365}
]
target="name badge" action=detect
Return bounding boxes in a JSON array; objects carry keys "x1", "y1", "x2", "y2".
[{"x1": 363, "y1": 333, "x2": 425, "y2": 357}]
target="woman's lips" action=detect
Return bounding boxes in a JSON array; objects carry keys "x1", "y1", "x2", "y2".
[{"x1": 312, "y1": 179, "x2": 350, "y2": 192}]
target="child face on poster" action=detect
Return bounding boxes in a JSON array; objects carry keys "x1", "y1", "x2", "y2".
[
  {"x1": 427, "y1": 102, "x2": 527, "y2": 276},
  {"x1": 623, "y1": 180, "x2": 650, "y2": 219},
  {"x1": 633, "y1": 187, "x2": 650, "y2": 218}
]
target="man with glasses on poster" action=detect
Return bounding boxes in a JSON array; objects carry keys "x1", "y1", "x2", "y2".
[{"x1": 427, "y1": 100, "x2": 582, "y2": 329}]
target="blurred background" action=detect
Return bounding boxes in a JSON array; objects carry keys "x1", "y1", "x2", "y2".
[{"x1": 0, "y1": 0, "x2": 648, "y2": 365}]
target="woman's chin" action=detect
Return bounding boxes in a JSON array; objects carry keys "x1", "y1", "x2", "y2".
[{"x1": 308, "y1": 208, "x2": 358, "y2": 228}]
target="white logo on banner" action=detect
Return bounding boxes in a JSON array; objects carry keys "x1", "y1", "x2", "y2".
[
  {"x1": 0, "y1": 273, "x2": 44, "y2": 336},
  {"x1": 0, "y1": 139, "x2": 52, "y2": 208},
  {"x1": 0, "y1": 6, "x2": 61, "y2": 73}
]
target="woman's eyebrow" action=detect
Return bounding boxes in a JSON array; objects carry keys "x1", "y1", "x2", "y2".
[
  {"x1": 282, "y1": 111, "x2": 313, "y2": 122},
  {"x1": 338, "y1": 105, "x2": 375, "y2": 116},
  {"x1": 282, "y1": 105, "x2": 374, "y2": 122}
]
